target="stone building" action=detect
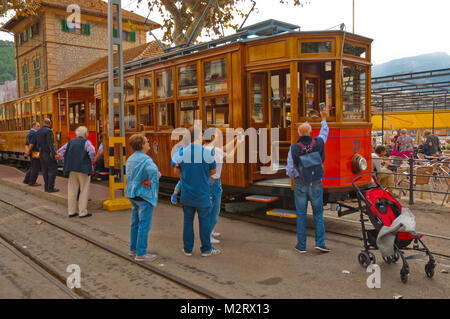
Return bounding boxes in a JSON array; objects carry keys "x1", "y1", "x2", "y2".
[{"x1": 1, "y1": 0, "x2": 160, "y2": 97}]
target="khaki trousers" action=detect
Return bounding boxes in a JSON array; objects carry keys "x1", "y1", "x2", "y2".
[{"x1": 68, "y1": 171, "x2": 91, "y2": 217}]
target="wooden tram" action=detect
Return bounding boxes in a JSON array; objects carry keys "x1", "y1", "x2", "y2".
[{"x1": 1, "y1": 20, "x2": 373, "y2": 209}]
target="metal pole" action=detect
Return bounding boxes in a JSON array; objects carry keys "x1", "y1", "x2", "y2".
[
  {"x1": 352, "y1": 0, "x2": 355, "y2": 33},
  {"x1": 409, "y1": 157, "x2": 414, "y2": 205},
  {"x1": 108, "y1": 0, "x2": 125, "y2": 188},
  {"x1": 432, "y1": 98, "x2": 435, "y2": 135},
  {"x1": 381, "y1": 96, "x2": 384, "y2": 145}
]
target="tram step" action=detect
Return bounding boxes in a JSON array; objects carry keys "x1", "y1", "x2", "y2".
[
  {"x1": 266, "y1": 208, "x2": 296, "y2": 218},
  {"x1": 245, "y1": 195, "x2": 280, "y2": 203}
]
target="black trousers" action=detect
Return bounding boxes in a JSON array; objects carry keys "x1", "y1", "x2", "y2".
[
  {"x1": 23, "y1": 157, "x2": 41, "y2": 185},
  {"x1": 39, "y1": 152, "x2": 58, "y2": 191}
]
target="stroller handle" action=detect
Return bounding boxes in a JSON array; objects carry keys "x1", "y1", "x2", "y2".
[{"x1": 352, "y1": 175, "x2": 363, "y2": 190}]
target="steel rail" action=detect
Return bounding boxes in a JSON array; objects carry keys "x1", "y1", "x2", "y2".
[
  {"x1": 0, "y1": 235, "x2": 83, "y2": 299},
  {"x1": 0, "y1": 198, "x2": 224, "y2": 299}
]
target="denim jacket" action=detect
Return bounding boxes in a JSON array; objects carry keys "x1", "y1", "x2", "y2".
[{"x1": 125, "y1": 151, "x2": 159, "y2": 207}]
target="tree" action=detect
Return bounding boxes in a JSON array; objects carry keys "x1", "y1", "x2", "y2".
[
  {"x1": 141, "y1": 0, "x2": 306, "y2": 46},
  {"x1": 0, "y1": 0, "x2": 41, "y2": 18}
]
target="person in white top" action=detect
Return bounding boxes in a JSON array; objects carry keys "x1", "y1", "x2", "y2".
[
  {"x1": 203, "y1": 130, "x2": 242, "y2": 244},
  {"x1": 372, "y1": 145, "x2": 395, "y2": 192}
]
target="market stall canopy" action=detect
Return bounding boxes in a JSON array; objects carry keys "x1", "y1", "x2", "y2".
[{"x1": 371, "y1": 110, "x2": 450, "y2": 130}]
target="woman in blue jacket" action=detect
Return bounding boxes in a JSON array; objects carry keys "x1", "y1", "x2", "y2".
[{"x1": 125, "y1": 134, "x2": 160, "y2": 261}]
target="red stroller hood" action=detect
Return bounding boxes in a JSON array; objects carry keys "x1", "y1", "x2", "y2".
[{"x1": 365, "y1": 188, "x2": 417, "y2": 241}]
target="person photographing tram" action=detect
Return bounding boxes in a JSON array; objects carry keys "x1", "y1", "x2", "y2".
[{"x1": 286, "y1": 104, "x2": 330, "y2": 254}]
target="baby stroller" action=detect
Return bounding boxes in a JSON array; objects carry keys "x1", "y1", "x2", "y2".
[{"x1": 352, "y1": 176, "x2": 436, "y2": 283}]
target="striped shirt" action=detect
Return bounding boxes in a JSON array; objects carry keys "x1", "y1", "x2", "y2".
[{"x1": 58, "y1": 139, "x2": 96, "y2": 162}]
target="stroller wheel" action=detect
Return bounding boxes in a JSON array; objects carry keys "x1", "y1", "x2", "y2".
[
  {"x1": 383, "y1": 256, "x2": 392, "y2": 264},
  {"x1": 358, "y1": 252, "x2": 371, "y2": 268},
  {"x1": 425, "y1": 263, "x2": 435, "y2": 279},
  {"x1": 368, "y1": 252, "x2": 376, "y2": 264},
  {"x1": 392, "y1": 251, "x2": 400, "y2": 263},
  {"x1": 400, "y1": 266, "x2": 409, "y2": 284}
]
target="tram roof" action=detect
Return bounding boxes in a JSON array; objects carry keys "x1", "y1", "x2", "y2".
[{"x1": 97, "y1": 19, "x2": 373, "y2": 81}]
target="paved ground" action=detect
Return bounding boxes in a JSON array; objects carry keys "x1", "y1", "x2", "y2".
[{"x1": 0, "y1": 164, "x2": 449, "y2": 299}]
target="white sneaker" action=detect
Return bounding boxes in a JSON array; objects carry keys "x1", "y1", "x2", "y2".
[
  {"x1": 210, "y1": 237, "x2": 220, "y2": 244},
  {"x1": 212, "y1": 231, "x2": 221, "y2": 237}
]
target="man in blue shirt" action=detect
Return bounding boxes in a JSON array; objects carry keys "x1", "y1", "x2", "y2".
[
  {"x1": 175, "y1": 126, "x2": 218, "y2": 257},
  {"x1": 286, "y1": 109, "x2": 330, "y2": 254}
]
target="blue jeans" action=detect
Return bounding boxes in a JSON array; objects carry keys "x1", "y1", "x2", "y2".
[
  {"x1": 294, "y1": 179, "x2": 325, "y2": 250},
  {"x1": 209, "y1": 179, "x2": 223, "y2": 235},
  {"x1": 182, "y1": 205, "x2": 212, "y2": 254},
  {"x1": 130, "y1": 199, "x2": 154, "y2": 256}
]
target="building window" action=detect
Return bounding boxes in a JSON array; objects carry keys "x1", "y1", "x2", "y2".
[
  {"x1": 61, "y1": 19, "x2": 90, "y2": 35},
  {"x1": 23, "y1": 64, "x2": 28, "y2": 92},
  {"x1": 34, "y1": 59, "x2": 40, "y2": 88},
  {"x1": 23, "y1": 29, "x2": 28, "y2": 42}
]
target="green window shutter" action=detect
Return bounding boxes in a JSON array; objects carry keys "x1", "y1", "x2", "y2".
[
  {"x1": 62, "y1": 19, "x2": 69, "y2": 32},
  {"x1": 129, "y1": 31, "x2": 136, "y2": 42},
  {"x1": 83, "y1": 23, "x2": 90, "y2": 35},
  {"x1": 113, "y1": 28, "x2": 118, "y2": 38}
]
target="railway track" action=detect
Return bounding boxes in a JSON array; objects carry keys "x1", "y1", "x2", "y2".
[
  {"x1": 0, "y1": 235, "x2": 83, "y2": 299},
  {"x1": 0, "y1": 197, "x2": 224, "y2": 299}
]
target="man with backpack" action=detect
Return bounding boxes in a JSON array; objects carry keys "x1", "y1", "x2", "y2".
[{"x1": 286, "y1": 108, "x2": 330, "y2": 254}]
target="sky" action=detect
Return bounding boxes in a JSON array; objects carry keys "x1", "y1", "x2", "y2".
[{"x1": 1, "y1": 0, "x2": 449, "y2": 65}]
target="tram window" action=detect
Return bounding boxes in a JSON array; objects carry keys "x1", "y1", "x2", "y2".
[
  {"x1": 125, "y1": 104, "x2": 136, "y2": 130},
  {"x1": 157, "y1": 103, "x2": 174, "y2": 128},
  {"x1": 138, "y1": 75, "x2": 152, "y2": 100},
  {"x1": 343, "y1": 65, "x2": 366, "y2": 120},
  {"x1": 178, "y1": 65, "x2": 198, "y2": 96},
  {"x1": 344, "y1": 43, "x2": 366, "y2": 59},
  {"x1": 69, "y1": 101, "x2": 85, "y2": 126},
  {"x1": 124, "y1": 78, "x2": 135, "y2": 103},
  {"x1": 301, "y1": 41, "x2": 331, "y2": 54},
  {"x1": 156, "y1": 70, "x2": 173, "y2": 99},
  {"x1": 179, "y1": 100, "x2": 199, "y2": 126},
  {"x1": 138, "y1": 103, "x2": 153, "y2": 128},
  {"x1": 204, "y1": 58, "x2": 227, "y2": 93},
  {"x1": 204, "y1": 96, "x2": 229, "y2": 127}
]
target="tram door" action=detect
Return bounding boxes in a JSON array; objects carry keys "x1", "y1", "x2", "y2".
[{"x1": 249, "y1": 69, "x2": 291, "y2": 181}]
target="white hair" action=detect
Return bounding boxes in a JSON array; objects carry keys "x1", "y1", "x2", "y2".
[
  {"x1": 298, "y1": 123, "x2": 312, "y2": 136},
  {"x1": 75, "y1": 126, "x2": 89, "y2": 138}
]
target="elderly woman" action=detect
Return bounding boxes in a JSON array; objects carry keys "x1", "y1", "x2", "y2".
[
  {"x1": 391, "y1": 129, "x2": 414, "y2": 159},
  {"x1": 57, "y1": 126, "x2": 96, "y2": 218},
  {"x1": 125, "y1": 134, "x2": 160, "y2": 262}
]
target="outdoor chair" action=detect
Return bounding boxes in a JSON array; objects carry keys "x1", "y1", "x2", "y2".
[{"x1": 414, "y1": 166, "x2": 435, "y2": 203}]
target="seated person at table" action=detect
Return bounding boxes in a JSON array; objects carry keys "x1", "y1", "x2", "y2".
[
  {"x1": 372, "y1": 146, "x2": 395, "y2": 192},
  {"x1": 422, "y1": 130, "x2": 441, "y2": 156}
]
